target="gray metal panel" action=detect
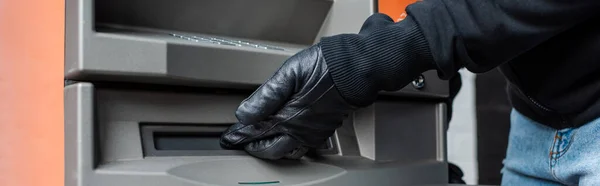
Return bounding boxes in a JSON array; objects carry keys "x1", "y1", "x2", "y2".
[
  {"x1": 85, "y1": 34, "x2": 167, "y2": 74},
  {"x1": 89, "y1": 158, "x2": 447, "y2": 186},
  {"x1": 334, "y1": 119, "x2": 361, "y2": 156},
  {"x1": 101, "y1": 121, "x2": 144, "y2": 161},
  {"x1": 64, "y1": 0, "x2": 81, "y2": 74},
  {"x1": 353, "y1": 101, "x2": 447, "y2": 162},
  {"x1": 69, "y1": 27, "x2": 303, "y2": 87},
  {"x1": 65, "y1": 83, "x2": 95, "y2": 186},
  {"x1": 65, "y1": 82, "x2": 449, "y2": 186},
  {"x1": 353, "y1": 106, "x2": 376, "y2": 159},
  {"x1": 315, "y1": 0, "x2": 375, "y2": 40},
  {"x1": 64, "y1": 0, "x2": 449, "y2": 98},
  {"x1": 373, "y1": 102, "x2": 443, "y2": 162},
  {"x1": 166, "y1": 43, "x2": 290, "y2": 85},
  {"x1": 95, "y1": 0, "x2": 333, "y2": 45},
  {"x1": 94, "y1": 86, "x2": 247, "y2": 162}
]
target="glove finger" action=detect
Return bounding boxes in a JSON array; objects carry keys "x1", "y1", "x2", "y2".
[
  {"x1": 235, "y1": 60, "x2": 298, "y2": 125},
  {"x1": 244, "y1": 135, "x2": 305, "y2": 160},
  {"x1": 220, "y1": 122, "x2": 277, "y2": 149}
]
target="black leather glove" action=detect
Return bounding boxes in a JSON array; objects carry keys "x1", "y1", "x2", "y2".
[
  {"x1": 219, "y1": 44, "x2": 358, "y2": 160},
  {"x1": 220, "y1": 14, "x2": 435, "y2": 160}
]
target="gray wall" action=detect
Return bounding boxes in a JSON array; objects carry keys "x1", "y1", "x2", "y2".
[{"x1": 447, "y1": 70, "x2": 478, "y2": 184}]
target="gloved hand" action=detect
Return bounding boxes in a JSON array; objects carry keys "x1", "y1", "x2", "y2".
[
  {"x1": 219, "y1": 44, "x2": 358, "y2": 160},
  {"x1": 220, "y1": 13, "x2": 435, "y2": 160}
]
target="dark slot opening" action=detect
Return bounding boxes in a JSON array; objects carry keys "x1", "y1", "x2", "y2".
[
  {"x1": 153, "y1": 131, "x2": 224, "y2": 151},
  {"x1": 141, "y1": 123, "x2": 338, "y2": 156},
  {"x1": 141, "y1": 124, "x2": 237, "y2": 156}
]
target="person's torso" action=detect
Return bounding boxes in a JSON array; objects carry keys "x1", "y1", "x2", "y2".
[{"x1": 498, "y1": 15, "x2": 600, "y2": 129}]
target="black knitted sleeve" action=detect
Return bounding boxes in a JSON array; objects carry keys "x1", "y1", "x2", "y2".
[{"x1": 319, "y1": 14, "x2": 435, "y2": 107}]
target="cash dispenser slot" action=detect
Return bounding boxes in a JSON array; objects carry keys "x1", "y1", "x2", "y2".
[
  {"x1": 141, "y1": 124, "x2": 232, "y2": 156},
  {"x1": 153, "y1": 131, "x2": 222, "y2": 150},
  {"x1": 141, "y1": 123, "x2": 339, "y2": 156}
]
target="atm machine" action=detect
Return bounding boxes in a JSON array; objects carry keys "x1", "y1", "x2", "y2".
[{"x1": 64, "y1": 0, "x2": 454, "y2": 185}]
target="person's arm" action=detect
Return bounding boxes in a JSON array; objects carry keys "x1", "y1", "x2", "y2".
[
  {"x1": 320, "y1": 0, "x2": 600, "y2": 106},
  {"x1": 220, "y1": 0, "x2": 600, "y2": 160}
]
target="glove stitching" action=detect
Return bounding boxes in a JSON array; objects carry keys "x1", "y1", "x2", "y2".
[
  {"x1": 222, "y1": 124, "x2": 255, "y2": 145},
  {"x1": 268, "y1": 85, "x2": 336, "y2": 145},
  {"x1": 284, "y1": 48, "x2": 323, "y2": 105},
  {"x1": 283, "y1": 72, "x2": 330, "y2": 112},
  {"x1": 239, "y1": 63, "x2": 289, "y2": 104},
  {"x1": 236, "y1": 47, "x2": 320, "y2": 126}
]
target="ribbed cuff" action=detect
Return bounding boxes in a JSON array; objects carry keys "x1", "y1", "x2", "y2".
[{"x1": 320, "y1": 15, "x2": 435, "y2": 107}]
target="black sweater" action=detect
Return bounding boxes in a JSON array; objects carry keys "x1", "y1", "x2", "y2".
[{"x1": 320, "y1": 0, "x2": 600, "y2": 129}]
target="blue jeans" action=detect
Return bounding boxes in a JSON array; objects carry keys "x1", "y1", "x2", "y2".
[{"x1": 501, "y1": 110, "x2": 600, "y2": 185}]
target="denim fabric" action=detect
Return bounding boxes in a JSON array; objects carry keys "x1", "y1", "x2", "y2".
[{"x1": 501, "y1": 109, "x2": 600, "y2": 185}]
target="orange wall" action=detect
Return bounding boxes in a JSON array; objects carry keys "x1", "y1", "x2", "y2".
[
  {"x1": 0, "y1": 0, "x2": 64, "y2": 186},
  {"x1": 378, "y1": 0, "x2": 417, "y2": 22}
]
